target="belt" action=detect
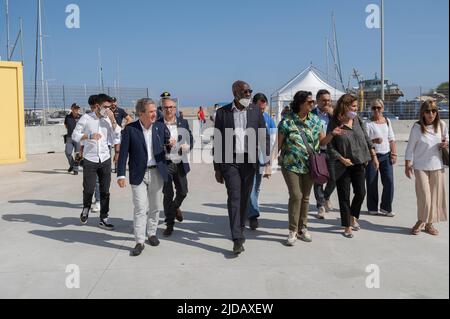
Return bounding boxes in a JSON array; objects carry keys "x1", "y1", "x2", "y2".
[{"x1": 147, "y1": 165, "x2": 157, "y2": 170}]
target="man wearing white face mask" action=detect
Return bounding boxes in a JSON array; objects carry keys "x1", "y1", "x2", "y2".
[
  {"x1": 72, "y1": 94, "x2": 122, "y2": 230},
  {"x1": 213, "y1": 81, "x2": 272, "y2": 255}
]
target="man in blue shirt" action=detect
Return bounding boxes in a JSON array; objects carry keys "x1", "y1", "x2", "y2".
[
  {"x1": 311, "y1": 89, "x2": 336, "y2": 219},
  {"x1": 248, "y1": 93, "x2": 277, "y2": 230}
]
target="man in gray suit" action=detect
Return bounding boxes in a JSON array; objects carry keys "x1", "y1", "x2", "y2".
[{"x1": 213, "y1": 81, "x2": 272, "y2": 256}]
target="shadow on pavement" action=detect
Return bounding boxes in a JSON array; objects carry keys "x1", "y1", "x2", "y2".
[
  {"x1": 29, "y1": 229, "x2": 131, "y2": 251},
  {"x1": 9, "y1": 200, "x2": 83, "y2": 209}
]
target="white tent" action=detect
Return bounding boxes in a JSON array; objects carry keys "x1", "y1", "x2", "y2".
[{"x1": 271, "y1": 65, "x2": 346, "y2": 122}]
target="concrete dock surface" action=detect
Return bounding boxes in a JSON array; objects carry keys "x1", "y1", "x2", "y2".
[{"x1": 0, "y1": 142, "x2": 448, "y2": 299}]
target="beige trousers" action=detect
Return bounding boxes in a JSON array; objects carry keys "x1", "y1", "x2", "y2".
[{"x1": 415, "y1": 169, "x2": 448, "y2": 224}]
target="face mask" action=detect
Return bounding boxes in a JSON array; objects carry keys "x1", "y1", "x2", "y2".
[
  {"x1": 239, "y1": 98, "x2": 251, "y2": 108},
  {"x1": 347, "y1": 111, "x2": 357, "y2": 120},
  {"x1": 99, "y1": 108, "x2": 108, "y2": 118}
]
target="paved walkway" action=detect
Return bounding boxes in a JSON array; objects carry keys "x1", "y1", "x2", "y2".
[{"x1": 0, "y1": 142, "x2": 448, "y2": 299}]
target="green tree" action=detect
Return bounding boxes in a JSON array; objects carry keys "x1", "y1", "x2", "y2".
[{"x1": 436, "y1": 82, "x2": 449, "y2": 98}]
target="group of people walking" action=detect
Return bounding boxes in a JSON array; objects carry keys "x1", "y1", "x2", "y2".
[{"x1": 63, "y1": 81, "x2": 449, "y2": 257}]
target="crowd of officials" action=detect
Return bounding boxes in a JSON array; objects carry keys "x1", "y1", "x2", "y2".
[{"x1": 63, "y1": 81, "x2": 449, "y2": 256}]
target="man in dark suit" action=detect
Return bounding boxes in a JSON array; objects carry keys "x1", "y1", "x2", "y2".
[
  {"x1": 158, "y1": 96, "x2": 194, "y2": 237},
  {"x1": 213, "y1": 81, "x2": 272, "y2": 255},
  {"x1": 117, "y1": 98, "x2": 174, "y2": 257}
]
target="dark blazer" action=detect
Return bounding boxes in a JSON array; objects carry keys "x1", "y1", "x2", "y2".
[
  {"x1": 213, "y1": 103, "x2": 271, "y2": 171},
  {"x1": 158, "y1": 117, "x2": 194, "y2": 175},
  {"x1": 118, "y1": 120, "x2": 170, "y2": 186}
]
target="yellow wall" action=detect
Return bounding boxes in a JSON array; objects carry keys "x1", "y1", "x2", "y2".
[{"x1": 0, "y1": 61, "x2": 26, "y2": 164}]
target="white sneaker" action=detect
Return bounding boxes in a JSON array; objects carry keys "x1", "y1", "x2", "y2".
[
  {"x1": 324, "y1": 200, "x2": 333, "y2": 212},
  {"x1": 287, "y1": 231, "x2": 297, "y2": 246},
  {"x1": 91, "y1": 202, "x2": 100, "y2": 213},
  {"x1": 298, "y1": 228, "x2": 313, "y2": 243},
  {"x1": 369, "y1": 211, "x2": 379, "y2": 216},
  {"x1": 380, "y1": 209, "x2": 395, "y2": 217},
  {"x1": 316, "y1": 207, "x2": 326, "y2": 220}
]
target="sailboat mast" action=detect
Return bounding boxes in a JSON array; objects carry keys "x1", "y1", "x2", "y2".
[
  {"x1": 5, "y1": 0, "x2": 11, "y2": 60},
  {"x1": 38, "y1": 0, "x2": 46, "y2": 116}
]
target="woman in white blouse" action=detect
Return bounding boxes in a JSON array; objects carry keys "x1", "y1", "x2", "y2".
[
  {"x1": 405, "y1": 100, "x2": 449, "y2": 236},
  {"x1": 365, "y1": 99, "x2": 398, "y2": 217}
]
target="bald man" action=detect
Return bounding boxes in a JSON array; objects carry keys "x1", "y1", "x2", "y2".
[{"x1": 213, "y1": 81, "x2": 272, "y2": 255}]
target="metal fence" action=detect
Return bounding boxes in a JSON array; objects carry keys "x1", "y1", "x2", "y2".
[
  {"x1": 24, "y1": 83, "x2": 150, "y2": 126},
  {"x1": 270, "y1": 87, "x2": 449, "y2": 121}
]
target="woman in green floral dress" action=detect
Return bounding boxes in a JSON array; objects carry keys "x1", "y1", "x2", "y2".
[{"x1": 277, "y1": 91, "x2": 343, "y2": 246}]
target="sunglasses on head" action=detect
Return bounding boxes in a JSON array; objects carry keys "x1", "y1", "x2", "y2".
[{"x1": 425, "y1": 109, "x2": 438, "y2": 114}]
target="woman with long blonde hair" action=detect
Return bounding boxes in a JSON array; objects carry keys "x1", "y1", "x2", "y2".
[{"x1": 405, "y1": 100, "x2": 449, "y2": 235}]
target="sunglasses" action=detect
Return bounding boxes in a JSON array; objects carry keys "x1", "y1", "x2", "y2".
[
  {"x1": 372, "y1": 107, "x2": 382, "y2": 111},
  {"x1": 164, "y1": 106, "x2": 175, "y2": 110},
  {"x1": 242, "y1": 89, "x2": 253, "y2": 95},
  {"x1": 424, "y1": 109, "x2": 438, "y2": 115}
]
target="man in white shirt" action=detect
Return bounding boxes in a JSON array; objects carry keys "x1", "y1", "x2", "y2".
[{"x1": 72, "y1": 94, "x2": 122, "y2": 230}]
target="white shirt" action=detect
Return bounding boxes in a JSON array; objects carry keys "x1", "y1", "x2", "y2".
[
  {"x1": 72, "y1": 112, "x2": 121, "y2": 163},
  {"x1": 232, "y1": 102, "x2": 248, "y2": 154},
  {"x1": 140, "y1": 122, "x2": 157, "y2": 167},
  {"x1": 365, "y1": 119, "x2": 396, "y2": 155},
  {"x1": 164, "y1": 119, "x2": 181, "y2": 162},
  {"x1": 405, "y1": 121, "x2": 449, "y2": 171}
]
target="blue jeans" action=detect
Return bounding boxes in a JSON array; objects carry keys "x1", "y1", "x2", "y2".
[
  {"x1": 248, "y1": 173, "x2": 263, "y2": 219},
  {"x1": 366, "y1": 153, "x2": 394, "y2": 213}
]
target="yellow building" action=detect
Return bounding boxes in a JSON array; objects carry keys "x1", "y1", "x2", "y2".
[{"x1": 0, "y1": 61, "x2": 26, "y2": 164}]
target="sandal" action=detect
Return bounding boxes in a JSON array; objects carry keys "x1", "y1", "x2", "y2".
[
  {"x1": 411, "y1": 221, "x2": 424, "y2": 235},
  {"x1": 352, "y1": 218, "x2": 361, "y2": 231},
  {"x1": 425, "y1": 224, "x2": 439, "y2": 236}
]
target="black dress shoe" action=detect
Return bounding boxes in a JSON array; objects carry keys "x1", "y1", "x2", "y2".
[
  {"x1": 163, "y1": 225, "x2": 174, "y2": 237},
  {"x1": 233, "y1": 240, "x2": 245, "y2": 255},
  {"x1": 249, "y1": 217, "x2": 259, "y2": 230},
  {"x1": 131, "y1": 244, "x2": 145, "y2": 257},
  {"x1": 148, "y1": 236, "x2": 160, "y2": 247},
  {"x1": 175, "y1": 209, "x2": 184, "y2": 223},
  {"x1": 68, "y1": 167, "x2": 74, "y2": 173}
]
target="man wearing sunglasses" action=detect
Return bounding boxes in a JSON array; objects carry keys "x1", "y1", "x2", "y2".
[
  {"x1": 158, "y1": 95, "x2": 194, "y2": 237},
  {"x1": 213, "y1": 81, "x2": 272, "y2": 256}
]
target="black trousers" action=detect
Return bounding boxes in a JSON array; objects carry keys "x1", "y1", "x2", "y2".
[
  {"x1": 336, "y1": 164, "x2": 367, "y2": 227},
  {"x1": 83, "y1": 159, "x2": 112, "y2": 219},
  {"x1": 221, "y1": 162, "x2": 256, "y2": 241},
  {"x1": 163, "y1": 162, "x2": 189, "y2": 226}
]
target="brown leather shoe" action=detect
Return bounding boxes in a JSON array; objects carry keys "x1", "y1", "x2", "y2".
[
  {"x1": 148, "y1": 236, "x2": 160, "y2": 247},
  {"x1": 175, "y1": 209, "x2": 184, "y2": 223},
  {"x1": 163, "y1": 225, "x2": 174, "y2": 237}
]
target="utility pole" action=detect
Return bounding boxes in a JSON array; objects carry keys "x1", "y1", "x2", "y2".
[{"x1": 381, "y1": 0, "x2": 385, "y2": 101}]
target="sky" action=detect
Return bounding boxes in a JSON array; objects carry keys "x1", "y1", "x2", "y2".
[{"x1": 1, "y1": 0, "x2": 449, "y2": 106}]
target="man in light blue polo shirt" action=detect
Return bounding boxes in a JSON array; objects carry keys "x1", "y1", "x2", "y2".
[
  {"x1": 311, "y1": 89, "x2": 336, "y2": 219},
  {"x1": 248, "y1": 93, "x2": 277, "y2": 230}
]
